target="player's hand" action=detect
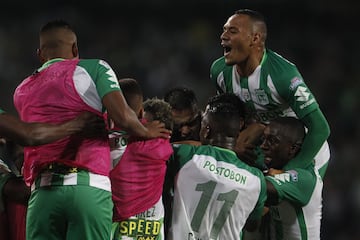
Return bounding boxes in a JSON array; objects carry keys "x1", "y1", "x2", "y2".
[
  {"x1": 72, "y1": 112, "x2": 107, "y2": 138},
  {"x1": 235, "y1": 123, "x2": 265, "y2": 165},
  {"x1": 266, "y1": 168, "x2": 284, "y2": 176},
  {"x1": 144, "y1": 120, "x2": 172, "y2": 139}
]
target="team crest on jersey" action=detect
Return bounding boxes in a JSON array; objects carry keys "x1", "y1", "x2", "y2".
[
  {"x1": 289, "y1": 77, "x2": 303, "y2": 90},
  {"x1": 254, "y1": 89, "x2": 269, "y2": 105}
]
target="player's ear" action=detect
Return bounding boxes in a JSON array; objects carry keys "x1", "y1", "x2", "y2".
[
  {"x1": 203, "y1": 125, "x2": 211, "y2": 139},
  {"x1": 37, "y1": 48, "x2": 45, "y2": 64},
  {"x1": 289, "y1": 142, "x2": 301, "y2": 158},
  {"x1": 138, "y1": 108, "x2": 144, "y2": 119},
  {"x1": 239, "y1": 118, "x2": 245, "y2": 131},
  {"x1": 72, "y1": 43, "x2": 79, "y2": 58}
]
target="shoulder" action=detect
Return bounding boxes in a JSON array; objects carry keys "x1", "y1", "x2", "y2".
[
  {"x1": 210, "y1": 56, "x2": 229, "y2": 77},
  {"x1": 264, "y1": 49, "x2": 301, "y2": 79},
  {"x1": 77, "y1": 59, "x2": 112, "y2": 69}
]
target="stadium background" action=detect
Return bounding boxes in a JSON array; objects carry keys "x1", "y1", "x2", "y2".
[{"x1": 0, "y1": 0, "x2": 358, "y2": 239}]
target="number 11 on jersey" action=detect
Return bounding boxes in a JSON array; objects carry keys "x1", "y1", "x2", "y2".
[{"x1": 190, "y1": 180, "x2": 239, "y2": 239}]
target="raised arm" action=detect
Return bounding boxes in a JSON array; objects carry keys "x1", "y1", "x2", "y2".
[
  {"x1": 102, "y1": 91, "x2": 170, "y2": 139},
  {"x1": 286, "y1": 109, "x2": 330, "y2": 169}
]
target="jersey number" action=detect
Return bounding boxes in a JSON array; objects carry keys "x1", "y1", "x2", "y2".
[{"x1": 190, "y1": 180, "x2": 239, "y2": 238}]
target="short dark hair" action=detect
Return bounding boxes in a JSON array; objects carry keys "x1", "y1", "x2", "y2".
[
  {"x1": 205, "y1": 93, "x2": 245, "y2": 137},
  {"x1": 119, "y1": 78, "x2": 143, "y2": 99},
  {"x1": 143, "y1": 98, "x2": 173, "y2": 130},
  {"x1": 234, "y1": 9, "x2": 267, "y2": 41},
  {"x1": 271, "y1": 117, "x2": 305, "y2": 145},
  {"x1": 234, "y1": 9, "x2": 265, "y2": 22},
  {"x1": 164, "y1": 87, "x2": 198, "y2": 112},
  {"x1": 206, "y1": 93, "x2": 245, "y2": 118},
  {"x1": 40, "y1": 19, "x2": 75, "y2": 34},
  {"x1": 118, "y1": 78, "x2": 143, "y2": 113}
]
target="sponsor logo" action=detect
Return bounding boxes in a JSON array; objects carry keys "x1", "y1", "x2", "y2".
[
  {"x1": 300, "y1": 98, "x2": 315, "y2": 109},
  {"x1": 286, "y1": 170, "x2": 298, "y2": 182},
  {"x1": 294, "y1": 86, "x2": 310, "y2": 102},
  {"x1": 99, "y1": 60, "x2": 119, "y2": 88},
  {"x1": 203, "y1": 160, "x2": 247, "y2": 184},
  {"x1": 251, "y1": 109, "x2": 285, "y2": 123},
  {"x1": 289, "y1": 77, "x2": 303, "y2": 90},
  {"x1": 117, "y1": 218, "x2": 162, "y2": 238},
  {"x1": 273, "y1": 172, "x2": 291, "y2": 184}
]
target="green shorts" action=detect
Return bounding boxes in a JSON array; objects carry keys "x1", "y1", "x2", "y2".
[{"x1": 26, "y1": 184, "x2": 113, "y2": 240}]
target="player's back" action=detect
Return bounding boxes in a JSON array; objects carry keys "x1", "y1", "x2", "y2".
[{"x1": 169, "y1": 144, "x2": 266, "y2": 240}]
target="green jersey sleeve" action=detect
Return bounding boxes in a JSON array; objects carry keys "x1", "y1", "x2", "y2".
[
  {"x1": 266, "y1": 51, "x2": 319, "y2": 119},
  {"x1": 210, "y1": 57, "x2": 233, "y2": 94},
  {"x1": 285, "y1": 109, "x2": 330, "y2": 169},
  {"x1": 0, "y1": 108, "x2": 4, "y2": 114},
  {"x1": 265, "y1": 168, "x2": 316, "y2": 206},
  {"x1": 248, "y1": 171, "x2": 267, "y2": 220},
  {"x1": 78, "y1": 59, "x2": 121, "y2": 99}
]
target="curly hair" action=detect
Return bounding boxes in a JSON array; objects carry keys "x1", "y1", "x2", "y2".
[{"x1": 143, "y1": 97, "x2": 173, "y2": 130}]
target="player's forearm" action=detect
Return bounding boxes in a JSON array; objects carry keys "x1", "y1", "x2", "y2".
[
  {"x1": 22, "y1": 121, "x2": 83, "y2": 146},
  {"x1": 116, "y1": 106, "x2": 148, "y2": 138},
  {"x1": 0, "y1": 114, "x2": 70, "y2": 146},
  {"x1": 103, "y1": 91, "x2": 149, "y2": 138},
  {"x1": 287, "y1": 109, "x2": 330, "y2": 169}
]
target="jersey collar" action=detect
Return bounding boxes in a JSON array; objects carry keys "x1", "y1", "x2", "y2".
[
  {"x1": 37, "y1": 58, "x2": 64, "y2": 72},
  {"x1": 260, "y1": 49, "x2": 268, "y2": 66}
]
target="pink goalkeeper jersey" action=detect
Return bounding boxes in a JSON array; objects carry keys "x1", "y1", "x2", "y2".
[
  {"x1": 13, "y1": 59, "x2": 111, "y2": 186},
  {"x1": 110, "y1": 137, "x2": 173, "y2": 221}
]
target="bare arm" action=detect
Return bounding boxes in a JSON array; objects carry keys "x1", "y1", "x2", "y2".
[
  {"x1": 265, "y1": 179, "x2": 279, "y2": 206},
  {"x1": 0, "y1": 112, "x2": 104, "y2": 146},
  {"x1": 102, "y1": 91, "x2": 170, "y2": 139}
]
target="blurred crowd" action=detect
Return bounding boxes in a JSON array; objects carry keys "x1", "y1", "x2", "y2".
[{"x1": 0, "y1": 0, "x2": 359, "y2": 239}]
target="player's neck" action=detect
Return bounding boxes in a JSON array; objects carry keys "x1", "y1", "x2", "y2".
[
  {"x1": 236, "y1": 48, "x2": 264, "y2": 77},
  {"x1": 209, "y1": 136, "x2": 237, "y2": 151}
]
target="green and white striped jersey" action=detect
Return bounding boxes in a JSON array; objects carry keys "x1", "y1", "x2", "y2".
[
  {"x1": 210, "y1": 49, "x2": 330, "y2": 176},
  {"x1": 168, "y1": 144, "x2": 266, "y2": 240},
  {"x1": 266, "y1": 166, "x2": 323, "y2": 240},
  {"x1": 210, "y1": 49, "x2": 318, "y2": 123}
]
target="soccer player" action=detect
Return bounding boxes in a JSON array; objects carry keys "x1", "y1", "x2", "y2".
[
  {"x1": 110, "y1": 97, "x2": 173, "y2": 240},
  {"x1": 261, "y1": 117, "x2": 323, "y2": 239},
  {"x1": 166, "y1": 93, "x2": 267, "y2": 239},
  {"x1": 107, "y1": 78, "x2": 144, "y2": 167},
  {"x1": 13, "y1": 20, "x2": 170, "y2": 240},
  {"x1": 164, "y1": 87, "x2": 202, "y2": 142},
  {"x1": 0, "y1": 108, "x2": 106, "y2": 240},
  {"x1": 210, "y1": 9, "x2": 330, "y2": 178}
]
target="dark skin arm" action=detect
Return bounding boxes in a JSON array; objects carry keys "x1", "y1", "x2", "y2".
[
  {"x1": 103, "y1": 91, "x2": 171, "y2": 139},
  {"x1": 0, "y1": 112, "x2": 105, "y2": 146},
  {"x1": 235, "y1": 123, "x2": 266, "y2": 166},
  {"x1": 265, "y1": 179, "x2": 279, "y2": 206}
]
